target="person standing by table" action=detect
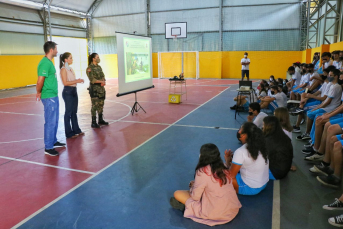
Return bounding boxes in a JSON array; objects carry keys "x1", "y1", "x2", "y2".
[
  {"x1": 86, "y1": 53, "x2": 108, "y2": 128},
  {"x1": 241, "y1": 52, "x2": 250, "y2": 81}
]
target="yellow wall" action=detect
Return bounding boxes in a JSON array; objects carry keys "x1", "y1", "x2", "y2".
[
  {"x1": 329, "y1": 41, "x2": 343, "y2": 52},
  {"x1": 99, "y1": 54, "x2": 118, "y2": 78},
  {"x1": 183, "y1": 52, "x2": 196, "y2": 78},
  {"x1": 199, "y1": 52, "x2": 222, "y2": 78},
  {"x1": 152, "y1": 53, "x2": 158, "y2": 78},
  {"x1": 0, "y1": 55, "x2": 44, "y2": 90},
  {"x1": 222, "y1": 51, "x2": 302, "y2": 79}
]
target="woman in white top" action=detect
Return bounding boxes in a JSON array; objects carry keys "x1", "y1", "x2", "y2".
[
  {"x1": 225, "y1": 122, "x2": 269, "y2": 195},
  {"x1": 60, "y1": 52, "x2": 85, "y2": 138}
]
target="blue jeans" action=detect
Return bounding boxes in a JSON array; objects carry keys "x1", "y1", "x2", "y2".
[
  {"x1": 62, "y1": 86, "x2": 82, "y2": 138},
  {"x1": 41, "y1": 96, "x2": 59, "y2": 150}
]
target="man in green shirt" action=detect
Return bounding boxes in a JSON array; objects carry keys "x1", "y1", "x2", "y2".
[{"x1": 36, "y1": 41, "x2": 65, "y2": 156}]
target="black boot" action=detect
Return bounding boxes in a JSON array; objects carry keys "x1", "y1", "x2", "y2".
[
  {"x1": 91, "y1": 116, "x2": 100, "y2": 128},
  {"x1": 98, "y1": 114, "x2": 109, "y2": 125}
]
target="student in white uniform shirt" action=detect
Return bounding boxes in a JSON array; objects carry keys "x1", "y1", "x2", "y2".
[
  {"x1": 286, "y1": 66, "x2": 301, "y2": 92},
  {"x1": 322, "y1": 52, "x2": 333, "y2": 69},
  {"x1": 260, "y1": 86, "x2": 287, "y2": 112},
  {"x1": 332, "y1": 50, "x2": 342, "y2": 70},
  {"x1": 247, "y1": 102, "x2": 268, "y2": 129},
  {"x1": 224, "y1": 122, "x2": 269, "y2": 195},
  {"x1": 241, "y1": 52, "x2": 250, "y2": 81},
  {"x1": 296, "y1": 69, "x2": 343, "y2": 141}
]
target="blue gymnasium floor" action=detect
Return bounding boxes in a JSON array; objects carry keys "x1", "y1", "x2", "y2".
[{"x1": 18, "y1": 86, "x2": 275, "y2": 229}]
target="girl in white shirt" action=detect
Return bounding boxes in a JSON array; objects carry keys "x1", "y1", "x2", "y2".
[{"x1": 225, "y1": 122, "x2": 269, "y2": 195}]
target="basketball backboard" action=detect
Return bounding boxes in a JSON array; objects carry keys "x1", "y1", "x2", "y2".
[{"x1": 165, "y1": 22, "x2": 187, "y2": 39}]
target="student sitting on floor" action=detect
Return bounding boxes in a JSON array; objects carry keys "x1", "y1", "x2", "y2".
[
  {"x1": 224, "y1": 122, "x2": 269, "y2": 195},
  {"x1": 296, "y1": 69, "x2": 342, "y2": 142},
  {"x1": 274, "y1": 107, "x2": 293, "y2": 139},
  {"x1": 230, "y1": 94, "x2": 250, "y2": 111},
  {"x1": 170, "y1": 143, "x2": 242, "y2": 226},
  {"x1": 256, "y1": 82, "x2": 268, "y2": 100},
  {"x1": 323, "y1": 194, "x2": 343, "y2": 228},
  {"x1": 247, "y1": 102, "x2": 268, "y2": 129},
  {"x1": 260, "y1": 86, "x2": 287, "y2": 112},
  {"x1": 262, "y1": 116, "x2": 293, "y2": 180}
]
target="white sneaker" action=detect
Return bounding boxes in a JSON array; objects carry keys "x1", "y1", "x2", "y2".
[{"x1": 305, "y1": 153, "x2": 324, "y2": 161}]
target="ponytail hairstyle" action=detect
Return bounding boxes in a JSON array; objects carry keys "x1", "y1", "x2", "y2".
[
  {"x1": 88, "y1": 53, "x2": 98, "y2": 66},
  {"x1": 59, "y1": 52, "x2": 71, "y2": 69}
]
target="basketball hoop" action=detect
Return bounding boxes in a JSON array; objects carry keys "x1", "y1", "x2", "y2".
[{"x1": 172, "y1": 35, "x2": 178, "y2": 42}]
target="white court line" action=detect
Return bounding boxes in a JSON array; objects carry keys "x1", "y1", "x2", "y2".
[
  {"x1": 272, "y1": 180, "x2": 280, "y2": 229},
  {"x1": 12, "y1": 86, "x2": 231, "y2": 229},
  {"x1": 0, "y1": 101, "x2": 36, "y2": 106},
  {"x1": 0, "y1": 111, "x2": 41, "y2": 116},
  {"x1": 0, "y1": 138, "x2": 43, "y2": 144},
  {"x1": 0, "y1": 156, "x2": 95, "y2": 175},
  {"x1": 117, "y1": 120, "x2": 239, "y2": 131}
]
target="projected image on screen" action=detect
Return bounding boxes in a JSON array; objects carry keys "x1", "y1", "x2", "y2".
[{"x1": 124, "y1": 38, "x2": 151, "y2": 83}]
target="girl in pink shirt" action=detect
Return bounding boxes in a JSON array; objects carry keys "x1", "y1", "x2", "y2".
[{"x1": 170, "y1": 143, "x2": 241, "y2": 226}]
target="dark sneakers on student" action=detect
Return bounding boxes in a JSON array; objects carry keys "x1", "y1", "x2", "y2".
[
  {"x1": 317, "y1": 175, "x2": 341, "y2": 188},
  {"x1": 230, "y1": 105, "x2": 237, "y2": 110},
  {"x1": 328, "y1": 214, "x2": 343, "y2": 227},
  {"x1": 45, "y1": 149, "x2": 59, "y2": 156},
  {"x1": 296, "y1": 133, "x2": 311, "y2": 141},
  {"x1": 304, "y1": 141, "x2": 313, "y2": 148},
  {"x1": 323, "y1": 198, "x2": 343, "y2": 210},
  {"x1": 309, "y1": 163, "x2": 334, "y2": 176},
  {"x1": 293, "y1": 125, "x2": 301, "y2": 133},
  {"x1": 53, "y1": 141, "x2": 66, "y2": 148},
  {"x1": 305, "y1": 153, "x2": 324, "y2": 161},
  {"x1": 290, "y1": 108, "x2": 304, "y2": 114},
  {"x1": 170, "y1": 197, "x2": 185, "y2": 212}
]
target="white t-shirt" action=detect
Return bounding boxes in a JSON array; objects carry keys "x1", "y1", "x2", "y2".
[
  {"x1": 324, "y1": 60, "x2": 333, "y2": 69},
  {"x1": 318, "y1": 82, "x2": 328, "y2": 97},
  {"x1": 295, "y1": 66, "x2": 301, "y2": 73},
  {"x1": 253, "y1": 112, "x2": 268, "y2": 129},
  {"x1": 309, "y1": 72, "x2": 319, "y2": 86},
  {"x1": 283, "y1": 129, "x2": 292, "y2": 140},
  {"x1": 272, "y1": 92, "x2": 287, "y2": 107},
  {"x1": 268, "y1": 89, "x2": 272, "y2": 97},
  {"x1": 322, "y1": 83, "x2": 342, "y2": 112},
  {"x1": 333, "y1": 61, "x2": 342, "y2": 70},
  {"x1": 232, "y1": 144, "x2": 269, "y2": 188},
  {"x1": 292, "y1": 71, "x2": 301, "y2": 86},
  {"x1": 241, "y1": 58, "x2": 250, "y2": 70},
  {"x1": 300, "y1": 73, "x2": 310, "y2": 85}
]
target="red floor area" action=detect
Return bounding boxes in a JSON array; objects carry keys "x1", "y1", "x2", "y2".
[{"x1": 0, "y1": 79, "x2": 236, "y2": 228}]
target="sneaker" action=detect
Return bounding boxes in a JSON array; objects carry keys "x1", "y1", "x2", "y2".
[
  {"x1": 305, "y1": 153, "x2": 324, "y2": 161},
  {"x1": 296, "y1": 133, "x2": 311, "y2": 141},
  {"x1": 44, "y1": 148, "x2": 59, "y2": 156},
  {"x1": 290, "y1": 108, "x2": 304, "y2": 114},
  {"x1": 304, "y1": 141, "x2": 313, "y2": 148},
  {"x1": 53, "y1": 141, "x2": 66, "y2": 148},
  {"x1": 302, "y1": 146, "x2": 315, "y2": 152},
  {"x1": 328, "y1": 214, "x2": 343, "y2": 227},
  {"x1": 323, "y1": 198, "x2": 343, "y2": 210},
  {"x1": 230, "y1": 105, "x2": 237, "y2": 110},
  {"x1": 302, "y1": 148, "x2": 316, "y2": 155},
  {"x1": 309, "y1": 163, "x2": 334, "y2": 176},
  {"x1": 300, "y1": 118, "x2": 305, "y2": 125},
  {"x1": 169, "y1": 197, "x2": 185, "y2": 211},
  {"x1": 293, "y1": 126, "x2": 301, "y2": 133},
  {"x1": 317, "y1": 175, "x2": 341, "y2": 188}
]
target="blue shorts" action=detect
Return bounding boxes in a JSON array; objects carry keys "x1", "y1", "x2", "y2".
[
  {"x1": 236, "y1": 173, "x2": 268, "y2": 195},
  {"x1": 292, "y1": 85, "x2": 297, "y2": 89},
  {"x1": 330, "y1": 114, "x2": 343, "y2": 122},
  {"x1": 298, "y1": 89, "x2": 306, "y2": 95},
  {"x1": 269, "y1": 170, "x2": 276, "y2": 180},
  {"x1": 304, "y1": 101, "x2": 321, "y2": 112},
  {"x1": 336, "y1": 135, "x2": 343, "y2": 147},
  {"x1": 307, "y1": 109, "x2": 326, "y2": 120},
  {"x1": 243, "y1": 101, "x2": 250, "y2": 111},
  {"x1": 268, "y1": 101, "x2": 278, "y2": 112}
]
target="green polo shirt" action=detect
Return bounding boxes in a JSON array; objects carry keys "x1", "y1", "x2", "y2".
[{"x1": 37, "y1": 57, "x2": 58, "y2": 99}]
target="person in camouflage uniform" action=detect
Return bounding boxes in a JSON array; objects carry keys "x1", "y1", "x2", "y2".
[{"x1": 86, "y1": 53, "x2": 108, "y2": 128}]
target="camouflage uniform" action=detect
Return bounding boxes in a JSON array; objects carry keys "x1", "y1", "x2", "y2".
[{"x1": 86, "y1": 63, "x2": 106, "y2": 116}]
